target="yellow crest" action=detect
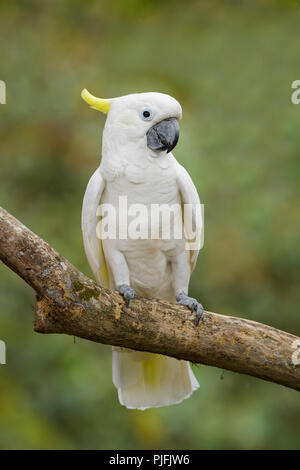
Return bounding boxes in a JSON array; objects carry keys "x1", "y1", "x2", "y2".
[{"x1": 81, "y1": 88, "x2": 112, "y2": 114}]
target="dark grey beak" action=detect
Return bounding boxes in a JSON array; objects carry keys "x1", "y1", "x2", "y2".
[{"x1": 146, "y1": 117, "x2": 179, "y2": 153}]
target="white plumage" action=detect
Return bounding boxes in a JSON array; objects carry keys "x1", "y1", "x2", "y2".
[{"x1": 81, "y1": 91, "x2": 203, "y2": 409}]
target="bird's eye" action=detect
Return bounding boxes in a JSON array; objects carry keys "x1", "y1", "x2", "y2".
[{"x1": 140, "y1": 108, "x2": 153, "y2": 121}]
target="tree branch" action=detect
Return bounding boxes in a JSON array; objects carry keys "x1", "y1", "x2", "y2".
[{"x1": 0, "y1": 206, "x2": 299, "y2": 391}]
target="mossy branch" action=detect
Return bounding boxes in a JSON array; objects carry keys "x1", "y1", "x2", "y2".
[{"x1": 0, "y1": 206, "x2": 299, "y2": 392}]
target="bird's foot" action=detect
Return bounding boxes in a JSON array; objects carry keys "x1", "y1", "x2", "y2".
[
  {"x1": 176, "y1": 291, "x2": 204, "y2": 326},
  {"x1": 116, "y1": 284, "x2": 135, "y2": 307}
]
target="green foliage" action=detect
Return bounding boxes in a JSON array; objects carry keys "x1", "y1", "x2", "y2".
[{"x1": 0, "y1": 0, "x2": 299, "y2": 449}]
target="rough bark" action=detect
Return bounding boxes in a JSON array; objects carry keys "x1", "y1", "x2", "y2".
[{"x1": 0, "y1": 206, "x2": 299, "y2": 391}]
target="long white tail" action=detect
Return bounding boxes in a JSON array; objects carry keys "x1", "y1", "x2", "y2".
[{"x1": 112, "y1": 347, "x2": 199, "y2": 410}]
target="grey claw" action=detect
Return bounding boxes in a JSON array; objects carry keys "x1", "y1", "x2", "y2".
[
  {"x1": 176, "y1": 292, "x2": 204, "y2": 326},
  {"x1": 196, "y1": 303, "x2": 204, "y2": 326},
  {"x1": 116, "y1": 284, "x2": 135, "y2": 307}
]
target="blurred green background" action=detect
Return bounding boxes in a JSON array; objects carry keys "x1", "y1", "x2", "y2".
[{"x1": 0, "y1": 0, "x2": 300, "y2": 450}]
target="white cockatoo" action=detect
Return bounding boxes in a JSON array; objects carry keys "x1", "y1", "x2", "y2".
[{"x1": 81, "y1": 89, "x2": 204, "y2": 410}]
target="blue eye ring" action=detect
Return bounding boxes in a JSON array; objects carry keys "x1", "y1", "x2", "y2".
[{"x1": 140, "y1": 107, "x2": 153, "y2": 121}]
